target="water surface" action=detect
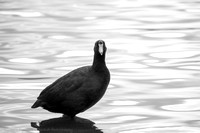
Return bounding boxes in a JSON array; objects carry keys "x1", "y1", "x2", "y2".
[{"x1": 1, "y1": 0, "x2": 200, "y2": 132}]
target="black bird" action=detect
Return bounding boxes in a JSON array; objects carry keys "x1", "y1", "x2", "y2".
[{"x1": 31, "y1": 40, "x2": 110, "y2": 118}]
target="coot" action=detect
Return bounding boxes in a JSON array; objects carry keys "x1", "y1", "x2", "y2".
[{"x1": 32, "y1": 40, "x2": 110, "y2": 118}]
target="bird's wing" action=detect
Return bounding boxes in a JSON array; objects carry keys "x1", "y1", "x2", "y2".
[{"x1": 38, "y1": 66, "x2": 91, "y2": 104}]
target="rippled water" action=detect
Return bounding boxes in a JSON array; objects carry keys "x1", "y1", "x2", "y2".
[{"x1": 1, "y1": 0, "x2": 200, "y2": 132}]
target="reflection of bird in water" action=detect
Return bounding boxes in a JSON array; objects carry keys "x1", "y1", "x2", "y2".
[
  {"x1": 31, "y1": 117, "x2": 103, "y2": 133},
  {"x1": 31, "y1": 40, "x2": 110, "y2": 118}
]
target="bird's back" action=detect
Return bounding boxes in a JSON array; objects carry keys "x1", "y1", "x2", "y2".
[{"x1": 33, "y1": 66, "x2": 91, "y2": 106}]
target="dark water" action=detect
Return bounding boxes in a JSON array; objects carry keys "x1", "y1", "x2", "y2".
[{"x1": 1, "y1": 0, "x2": 200, "y2": 132}]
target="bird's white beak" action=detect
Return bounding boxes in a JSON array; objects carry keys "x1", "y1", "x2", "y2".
[{"x1": 98, "y1": 44, "x2": 103, "y2": 55}]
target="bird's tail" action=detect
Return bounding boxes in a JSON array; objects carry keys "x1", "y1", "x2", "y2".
[{"x1": 31, "y1": 99, "x2": 43, "y2": 108}]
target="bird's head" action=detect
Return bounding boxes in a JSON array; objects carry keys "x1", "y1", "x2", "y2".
[{"x1": 94, "y1": 40, "x2": 107, "y2": 56}]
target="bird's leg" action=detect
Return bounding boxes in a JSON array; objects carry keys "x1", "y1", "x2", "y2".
[{"x1": 63, "y1": 114, "x2": 76, "y2": 120}]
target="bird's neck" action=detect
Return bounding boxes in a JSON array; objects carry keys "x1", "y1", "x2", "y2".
[{"x1": 92, "y1": 53, "x2": 106, "y2": 72}]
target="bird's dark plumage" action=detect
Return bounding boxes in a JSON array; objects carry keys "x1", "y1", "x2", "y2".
[{"x1": 32, "y1": 40, "x2": 110, "y2": 118}]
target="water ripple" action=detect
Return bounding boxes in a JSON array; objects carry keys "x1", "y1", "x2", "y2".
[
  {"x1": 150, "y1": 51, "x2": 200, "y2": 59},
  {"x1": 0, "y1": 68, "x2": 27, "y2": 75},
  {"x1": 9, "y1": 58, "x2": 44, "y2": 63},
  {"x1": 0, "y1": 11, "x2": 43, "y2": 17},
  {"x1": 162, "y1": 99, "x2": 200, "y2": 111}
]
